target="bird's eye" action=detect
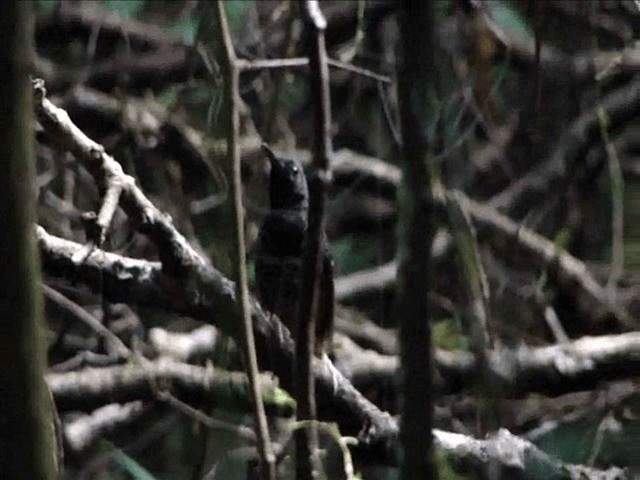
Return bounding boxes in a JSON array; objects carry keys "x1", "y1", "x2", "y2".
[{"x1": 292, "y1": 166, "x2": 299, "y2": 174}]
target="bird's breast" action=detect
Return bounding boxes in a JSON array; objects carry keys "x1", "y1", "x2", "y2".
[{"x1": 257, "y1": 212, "x2": 306, "y2": 257}]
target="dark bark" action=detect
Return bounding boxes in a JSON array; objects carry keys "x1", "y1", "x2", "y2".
[
  {"x1": 396, "y1": 1, "x2": 439, "y2": 479},
  {"x1": 296, "y1": 1, "x2": 335, "y2": 477},
  {"x1": 0, "y1": 2, "x2": 57, "y2": 478}
]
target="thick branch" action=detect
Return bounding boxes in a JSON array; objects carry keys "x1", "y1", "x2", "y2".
[
  {"x1": 433, "y1": 428, "x2": 624, "y2": 480},
  {"x1": 47, "y1": 357, "x2": 290, "y2": 416},
  {"x1": 32, "y1": 79, "x2": 204, "y2": 277},
  {"x1": 335, "y1": 332, "x2": 640, "y2": 398}
]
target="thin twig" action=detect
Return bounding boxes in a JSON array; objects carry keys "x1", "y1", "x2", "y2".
[
  {"x1": 64, "y1": 401, "x2": 148, "y2": 454},
  {"x1": 542, "y1": 304, "x2": 571, "y2": 345},
  {"x1": 156, "y1": 389, "x2": 257, "y2": 443},
  {"x1": 42, "y1": 284, "x2": 130, "y2": 358},
  {"x1": 589, "y1": 2, "x2": 625, "y2": 301},
  {"x1": 337, "y1": 0, "x2": 366, "y2": 63},
  {"x1": 327, "y1": 57, "x2": 392, "y2": 84},
  {"x1": 91, "y1": 173, "x2": 124, "y2": 246},
  {"x1": 599, "y1": 104, "x2": 624, "y2": 299},
  {"x1": 378, "y1": 81, "x2": 402, "y2": 149},
  {"x1": 47, "y1": 357, "x2": 285, "y2": 414},
  {"x1": 445, "y1": 191, "x2": 496, "y2": 434},
  {"x1": 238, "y1": 57, "x2": 309, "y2": 72},
  {"x1": 238, "y1": 56, "x2": 392, "y2": 84},
  {"x1": 214, "y1": 2, "x2": 276, "y2": 479},
  {"x1": 297, "y1": 1, "x2": 334, "y2": 478}
]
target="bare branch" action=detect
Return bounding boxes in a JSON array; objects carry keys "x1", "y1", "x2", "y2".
[
  {"x1": 37, "y1": 217, "x2": 635, "y2": 475},
  {"x1": 47, "y1": 357, "x2": 288, "y2": 415},
  {"x1": 335, "y1": 331, "x2": 640, "y2": 398},
  {"x1": 297, "y1": 1, "x2": 334, "y2": 477},
  {"x1": 32, "y1": 79, "x2": 203, "y2": 276},
  {"x1": 42, "y1": 284, "x2": 130, "y2": 358},
  {"x1": 148, "y1": 326, "x2": 218, "y2": 362},
  {"x1": 64, "y1": 402, "x2": 148, "y2": 454},
  {"x1": 209, "y1": 2, "x2": 278, "y2": 478},
  {"x1": 489, "y1": 80, "x2": 640, "y2": 219},
  {"x1": 314, "y1": 150, "x2": 634, "y2": 328}
]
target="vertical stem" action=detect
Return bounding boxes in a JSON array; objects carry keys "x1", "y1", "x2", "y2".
[
  {"x1": 445, "y1": 190, "x2": 497, "y2": 435},
  {"x1": 0, "y1": 1, "x2": 57, "y2": 478},
  {"x1": 214, "y1": 2, "x2": 276, "y2": 479},
  {"x1": 397, "y1": 0, "x2": 439, "y2": 479},
  {"x1": 296, "y1": 1, "x2": 333, "y2": 478}
]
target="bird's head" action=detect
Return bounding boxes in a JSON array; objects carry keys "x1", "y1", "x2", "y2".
[{"x1": 262, "y1": 143, "x2": 309, "y2": 212}]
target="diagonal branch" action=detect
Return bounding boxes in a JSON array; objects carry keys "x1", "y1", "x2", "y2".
[{"x1": 32, "y1": 79, "x2": 203, "y2": 277}]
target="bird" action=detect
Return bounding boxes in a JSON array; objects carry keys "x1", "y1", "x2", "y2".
[{"x1": 255, "y1": 143, "x2": 334, "y2": 357}]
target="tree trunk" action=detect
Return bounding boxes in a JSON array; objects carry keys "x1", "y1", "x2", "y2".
[
  {"x1": 0, "y1": 2, "x2": 57, "y2": 478},
  {"x1": 396, "y1": 0, "x2": 439, "y2": 478}
]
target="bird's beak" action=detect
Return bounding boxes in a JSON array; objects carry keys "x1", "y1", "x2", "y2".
[{"x1": 261, "y1": 142, "x2": 277, "y2": 166}]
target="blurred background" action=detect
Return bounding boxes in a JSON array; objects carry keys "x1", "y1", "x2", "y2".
[{"x1": 31, "y1": 1, "x2": 638, "y2": 478}]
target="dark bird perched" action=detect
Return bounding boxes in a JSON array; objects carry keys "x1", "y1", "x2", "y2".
[{"x1": 256, "y1": 144, "x2": 334, "y2": 356}]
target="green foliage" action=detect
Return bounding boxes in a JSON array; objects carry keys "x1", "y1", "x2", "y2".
[
  {"x1": 170, "y1": 15, "x2": 198, "y2": 45},
  {"x1": 536, "y1": 227, "x2": 573, "y2": 291},
  {"x1": 626, "y1": 239, "x2": 640, "y2": 269},
  {"x1": 433, "y1": 446, "x2": 468, "y2": 480},
  {"x1": 435, "y1": 0, "x2": 453, "y2": 23},
  {"x1": 331, "y1": 235, "x2": 379, "y2": 276},
  {"x1": 278, "y1": 74, "x2": 310, "y2": 112},
  {"x1": 263, "y1": 386, "x2": 297, "y2": 418},
  {"x1": 553, "y1": 227, "x2": 573, "y2": 251},
  {"x1": 108, "y1": 444, "x2": 159, "y2": 480},
  {"x1": 104, "y1": 0, "x2": 146, "y2": 19},
  {"x1": 247, "y1": 259, "x2": 256, "y2": 287},
  {"x1": 432, "y1": 318, "x2": 465, "y2": 351},
  {"x1": 224, "y1": 0, "x2": 255, "y2": 34},
  {"x1": 206, "y1": 83, "x2": 225, "y2": 130},
  {"x1": 289, "y1": 421, "x2": 357, "y2": 480},
  {"x1": 487, "y1": 0, "x2": 532, "y2": 39},
  {"x1": 532, "y1": 411, "x2": 640, "y2": 468},
  {"x1": 155, "y1": 85, "x2": 180, "y2": 109},
  {"x1": 34, "y1": 0, "x2": 57, "y2": 14},
  {"x1": 416, "y1": 86, "x2": 443, "y2": 154}
]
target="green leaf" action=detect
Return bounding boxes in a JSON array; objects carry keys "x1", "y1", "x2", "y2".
[
  {"x1": 433, "y1": 318, "x2": 465, "y2": 351},
  {"x1": 113, "y1": 449, "x2": 159, "y2": 480}
]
